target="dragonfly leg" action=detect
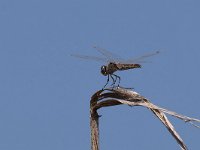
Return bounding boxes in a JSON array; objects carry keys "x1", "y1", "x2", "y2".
[
  {"x1": 110, "y1": 75, "x2": 116, "y2": 86},
  {"x1": 112, "y1": 74, "x2": 121, "y2": 87},
  {"x1": 103, "y1": 75, "x2": 110, "y2": 89}
]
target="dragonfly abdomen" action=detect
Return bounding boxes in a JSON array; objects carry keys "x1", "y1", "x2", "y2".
[{"x1": 116, "y1": 64, "x2": 141, "y2": 71}]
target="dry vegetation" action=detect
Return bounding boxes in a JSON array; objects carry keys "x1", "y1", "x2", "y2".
[{"x1": 90, "y1": 87, "x2": 200, "y2": 150}]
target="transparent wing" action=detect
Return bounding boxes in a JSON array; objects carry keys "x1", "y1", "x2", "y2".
[
  {"x1": 94, "y1": 46, "x2": 159, "y2": 63},
  {"x1": 71, "y1": 47, "x2": 160, "y2": 64},
  {"x1": 71, "y1": 54, "x2": 109, "y2": 62},
  {"x1": 93, "y1": 46, "x2": 125, "y2": 62},
  {"x1": 123, "y1": 50, "x2": 160, "y2": 64},
  {"x1": 71, "y1": 46, "x2": 125, "y2": 63}
]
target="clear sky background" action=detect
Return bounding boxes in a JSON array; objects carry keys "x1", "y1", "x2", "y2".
[{"x1": 0, "y1": 0, "x2": 200, "y2": 150}]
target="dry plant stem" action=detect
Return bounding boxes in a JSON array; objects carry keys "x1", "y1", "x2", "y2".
[
  {"x1": 90, "y1": 87, "x2": 200, "y2": 150},
  {"x1": 90, "y1": 90, "x2": 102, "y2": 150},
  {"x1": 90, "y1": 111, "x2": 99, "y2": 150}
]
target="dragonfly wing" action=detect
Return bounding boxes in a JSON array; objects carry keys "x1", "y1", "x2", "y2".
[
  {"x1": 71, "y1": 54, "x2": 109, "y2": 62},
  {"x1": 123, "y1": 50, "x2": 160, "y2": 64},
  {"x1": 93, "y1": 46, "x2": 125, "y2": 62}
]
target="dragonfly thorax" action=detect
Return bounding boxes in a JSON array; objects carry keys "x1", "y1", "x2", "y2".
[{"x1": 101, "y1": 65, "x2": 108, "y2": 76}]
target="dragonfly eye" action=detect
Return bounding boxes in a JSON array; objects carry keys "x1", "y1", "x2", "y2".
[{"x1": 101, "y1": 66, "x2": 107, "y2": 76}]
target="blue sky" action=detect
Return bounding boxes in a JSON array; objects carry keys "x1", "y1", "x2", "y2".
[{"x1": 0, "y1": 0, "x2": 200, "y2": 149}]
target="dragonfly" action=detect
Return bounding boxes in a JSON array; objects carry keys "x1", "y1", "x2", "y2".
[{"x1": 71, "y1": 46, "x2": 159, "y2": 89}]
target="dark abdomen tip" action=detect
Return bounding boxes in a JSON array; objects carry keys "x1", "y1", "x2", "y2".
[{"x1": 135, "y1": 64, "x2": 141, "y2": 68}]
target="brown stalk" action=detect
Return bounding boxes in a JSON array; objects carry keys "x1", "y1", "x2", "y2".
[{"x1": 90, "y1": 87, "x2": 200, "y2": 150}]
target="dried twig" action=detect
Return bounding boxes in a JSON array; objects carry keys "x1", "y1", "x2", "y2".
[{"x1": 90, "y1": 87, "x2": 200, "y2": 150}]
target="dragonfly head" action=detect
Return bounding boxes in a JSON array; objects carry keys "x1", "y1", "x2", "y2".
[{"x1": 101, "y1": 65, "x2": 108, "y2": 76}]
